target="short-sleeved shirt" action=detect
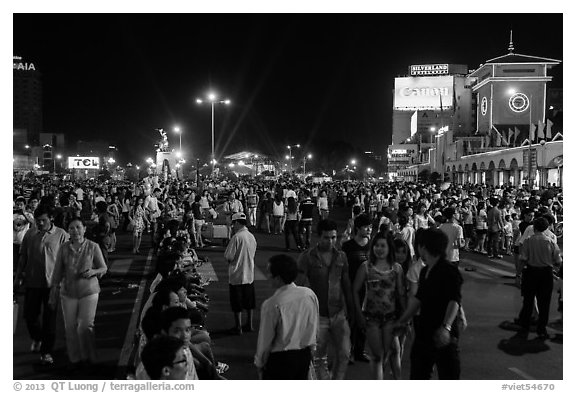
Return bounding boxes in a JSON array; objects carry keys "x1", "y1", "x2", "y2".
[
  {"x1": 341, "y1": 238, "x2": 370, "y2": 284},
  {"x1": 224, "y1": 227, "x2": 257, "y2": 285},
  {"x1": 20, "y1": 225, "x2": 69, "y2": 288},
  {"x1": 297, "y1": 246, "x2": 350, "y2": 318},
  {"x1": 415, "y1": 260, "x2": 463, "y2": 340}
]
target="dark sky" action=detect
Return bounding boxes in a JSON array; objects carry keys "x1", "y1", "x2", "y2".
[{"x1": 13, "y1": 13, "x2": 563, "y2": 165}]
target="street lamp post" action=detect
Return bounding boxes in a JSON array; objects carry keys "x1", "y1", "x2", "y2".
[
  {"x1": 286, "y1": 144, "x2": 300, "y2": 173},
  {"x1": 54, "y1": 154, "x2": 62, "y2": 173},
  {"x1": 174, "y1": 126, "x2": 182, "y2": 154},
  {"x1": 196, "y1": 93, "x2": 231, "y2": 178},
  {"x1": 303, "y1": 154, "x2": 312, "y2": 177}
]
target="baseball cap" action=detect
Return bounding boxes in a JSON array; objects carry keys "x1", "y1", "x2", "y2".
[{"x1": 231, "y1": 212, "x2": 246, "y2": 221}]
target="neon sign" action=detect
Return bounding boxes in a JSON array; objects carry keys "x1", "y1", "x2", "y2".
[{"x1": 13, "y1": 56, "x2": 36, "y2": 71}]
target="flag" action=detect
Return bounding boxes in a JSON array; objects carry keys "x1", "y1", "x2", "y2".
[
  {"x1": 546, "y1": 119, "x2": 553, "y2": 139},
  {"x1": 467, "y1": 141, "x2": 472, "y2": 153},
  {"x1": 529, "y1": 123, "x2": 536, "y2": 142},
  {"x1": 514, "y1": 126, "x2": 521, "y2": 145},
  {"x1": 485, "y1": 134, "x2": 491, "y2": 147},
  {"x1": 494, "y1": 128, "x2": 502, "y2": 147},
  {"x1": 538, "y1": 120, "x2": 545, "y2": 140},
  {"x1": 508, "y1": 128, "x2": 514, "y2": 146}
]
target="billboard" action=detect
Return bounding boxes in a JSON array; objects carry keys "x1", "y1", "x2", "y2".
[
  {"x1": 410, "y1": 64, "x2": 449, "y2": 76},
  {"x1": 394, "y1": 76, "x2": 454, "y2": 111},
  {"x1": 68, "y1": 157, "x2": 100, "y2": 169}
]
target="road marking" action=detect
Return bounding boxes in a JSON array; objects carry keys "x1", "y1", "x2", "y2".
[
  {"x1": 116, "y1": 249, "x2": 154, "y2": 377},
  {"x1": 108, "y1": 258, "x2": 133, "y2": 276},
  {"x1": 509, "y1": 367, "x2": 535, "y2": 380}
]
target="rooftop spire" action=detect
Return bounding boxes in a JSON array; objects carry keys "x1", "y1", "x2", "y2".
[{"x1": 508, "y1": 30, "x2": 515, "y2": 53}]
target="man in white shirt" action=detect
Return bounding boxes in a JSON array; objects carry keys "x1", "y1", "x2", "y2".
[
  {"x1": 255, "y1": 254, "x2": 319, "y2": 379},
  {"x1": 224, "y1": 213, "x2": 257, "y2": 335},
  {"x1": 144, "y1": 188, "x2": 162, "y2": 246},
  {"x1": 439, "y1": 207, "x2": 465, "y2": 265}
]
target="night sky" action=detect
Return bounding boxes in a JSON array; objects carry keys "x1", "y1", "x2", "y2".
[{"x1": 13, "y1": 13, "x2": 563, "y2": 165}]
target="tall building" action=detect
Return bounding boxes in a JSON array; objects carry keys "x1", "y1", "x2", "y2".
[
  {"x1": 13, "y1": 55, "x2": 42, "y2": 146},
  {"x1": 388, "y1": 64, "x2": 476, "y2": 179}
]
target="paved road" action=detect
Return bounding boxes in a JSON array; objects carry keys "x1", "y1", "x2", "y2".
[{"x1": 13, "y1": 206, "x2": 563, "y2": 380}]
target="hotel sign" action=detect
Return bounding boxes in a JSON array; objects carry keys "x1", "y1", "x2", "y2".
[
  {"x1": 410, "y1": 64, "x2": 449, "y2": 76},
  {"x1": 68, "y1": 157, "x2": 100, "y2": 169}
]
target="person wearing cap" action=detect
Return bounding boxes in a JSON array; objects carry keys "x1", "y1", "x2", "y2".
[{"x1": 224, "y1": 212, "x2": 257, "y2": 334}]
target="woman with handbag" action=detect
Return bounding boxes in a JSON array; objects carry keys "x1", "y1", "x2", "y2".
[{"x1": 50, "y1": 218, "x2": 107, "y2": 369}]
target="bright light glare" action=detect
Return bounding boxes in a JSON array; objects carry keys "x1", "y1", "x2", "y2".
[
  {"x1": 351, "y1": 159, "x2": 356, "y2": 165},
  {"x1": 196, "y1": 99, "x2": 203, "y2": 104},
  {"x1": 174, "y1": 127, "x2": 180, "y2": 133},
  {"x1": 224, "y1": 99, "x2": 231, "y2": 105},
  {"x1": 238, "y1": 160, "x2": 245, "y2": 166},
  {"x1": 296, "y1": 144, "x2": 300, "y2": 148},
  {"x1": 176, "y1": 152, "x2": 182, "y2": 158},
  {"x1": 208, "y1": 93, "x2": 216, "y2": 101},
  {"x1": 307, "y1": 154, "x2": 312, "y2": 159},
  {"x1": 285, "y1": 155, "x2": 290, "y2": 160},
  {"x1": 229, "y1": 163, "x2": 235, "y2": 168},
  {"x1": 56, "y1": 154, "x2": 62, "y2": 159},
  {"x1": 430, "y1": 127, "x2": 436, "y2": 132},
  {"x1": 508, "y1": 88, "x2": 516, "y2": 95}
]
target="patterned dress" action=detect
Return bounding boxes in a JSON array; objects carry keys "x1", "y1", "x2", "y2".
[
  {"x1": 362, "y1": 261, "x2": 402, "y2": 323},
  {"x1": 132, "y1": 205, "x2": 146, "y2": 234}
]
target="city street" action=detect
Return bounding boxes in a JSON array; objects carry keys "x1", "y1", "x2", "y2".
[{"x1": 13, "y1": 205, "x2": 563, "y2": 380}]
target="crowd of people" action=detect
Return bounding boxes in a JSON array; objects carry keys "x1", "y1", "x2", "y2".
[{"x1": 13, "y1": 173, "x2": 563, "y2": 379}]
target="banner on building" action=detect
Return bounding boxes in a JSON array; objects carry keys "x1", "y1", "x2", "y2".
[
  {"x1": 68, "y1": 157, "x2": 100, "y2": 169},
  {"x1": 394, "y1": 76, "x2": 454, "y2": 111}
]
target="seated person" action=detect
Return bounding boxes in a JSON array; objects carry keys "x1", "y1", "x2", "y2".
[
  {"x1": 161, "y1": 307, "x2": 224, "y2": 380},
  {"x1": 140, "y1": 335, "x2": 198, "y2": 380}
]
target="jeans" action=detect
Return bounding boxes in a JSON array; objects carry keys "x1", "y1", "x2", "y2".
[
  {"x1": 410, "y1": 339, "x2": 460, "y2": 380},
  {"x1": 284, "y1": 220, "x2": 301, "y2": 249},
  {"x1": 299, "y1": 220, "x2": 313, "y2": 248},
  {"x1": 24, "y1": 288, "x2": 57, "y2": 355},
  {"x1": 61, "y1": 294, "x2": 99, "y2": 363},
  {"x1": 313, "y1": 310, "x2": 351, "y2": 380},
  {"x1": 519, "y1": 266, "x2": 554, "y2": 334}
]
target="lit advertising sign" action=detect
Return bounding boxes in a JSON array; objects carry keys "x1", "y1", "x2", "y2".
[
  {"x1": 13, "y1": 55, "x2": 36, "y2": 71},
  {"x1": 410, "y1": 64, "x2": 449, "y2": 76},
  {"x1": 394, "y1": 76, "x2": 454, "y2": 111},
  {"x1": 68, "y1": 157, "x2": 100, "y2": 169}
]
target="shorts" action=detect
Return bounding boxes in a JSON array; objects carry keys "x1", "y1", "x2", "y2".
[
  {"x1": 364, "y1": 311, "x2": 396, "y2": 328},
  {"x1": 463, "y1": 224, "x2": 474, "y2": 238},
  {"x1": 475, "y1": 228, "x2": 487, "y2": 235},
  {"x1": 229, "y1": 283, "x2": 255, "y2": 312}
]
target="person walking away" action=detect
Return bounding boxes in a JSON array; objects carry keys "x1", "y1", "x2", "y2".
[
  {"x1": 341, "y1": 213, "x2": 372, "y2": 363},
  {"x1": 439, "y1": 208, "x2": 465, "y2": 265},
  {"x1": 13, "y1": 204, "x2": 69, "y2": 365},
  {"x1": 271, "y1": 194, "x2": 284, "y2": 235},
  {"x1": 284, "y1": 197, "x2": 301, "y2": 251},
  {"x1": 224, "y1": 213, "x2": 257, "y2": 334},
  {"x1": 50, "y1": 218, "x2": 107, "y2": 370},
  {"x1": 298, "y1": 192, "x2": 315, "y2": 249},
  {"x1": 395, "y1": 228, "x2": 464, "y2": 380},
  {"x1": 517, "y1": 217, "x2": 562, "y2": 339},
  {"x1": 254, "y1": 255, "x2": 319, "y2": 379},
  {"x1": 296, "y1": 219, "x2": 355, "y2": 380}
]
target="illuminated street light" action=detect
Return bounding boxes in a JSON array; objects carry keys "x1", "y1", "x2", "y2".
[
  {"x1": 197, "y1": 92, "x2": 231, "y2": 177},
  {"x1": 24, "y1": 145, "x2": 30, "y2": 149},
  {"x1": 303, "y1": 153, "x2": 312, "y2": 176},
  {"x1": 174, "y1": 126, "x2": 182, "y2": 156},
  {"x1": 286, "y1": 144, "x2": 300, "y2": 173},
  {"x1": 351, "y1": 159, "x2": 356, "y2": 165}
]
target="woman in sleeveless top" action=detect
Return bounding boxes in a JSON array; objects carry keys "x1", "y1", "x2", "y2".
[{"x1": 352, "y1": 232, "x2": 406, "y2": 379}]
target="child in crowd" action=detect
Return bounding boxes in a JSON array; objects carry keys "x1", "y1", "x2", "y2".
[{"x1": 502, "y1": 215, "x2": 513, "y2": 255}]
